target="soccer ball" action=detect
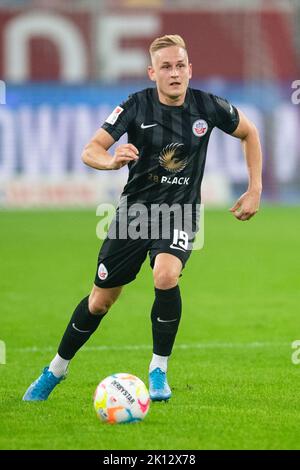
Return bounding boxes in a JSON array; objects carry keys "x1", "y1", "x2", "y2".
[{"x1": 93, "y1": 373, "x2": 150, "y2": 424}]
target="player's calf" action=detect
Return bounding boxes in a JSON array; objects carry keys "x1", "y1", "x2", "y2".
[{"x1": 22, "y1": 287, "x2": 121, "y2": 402}]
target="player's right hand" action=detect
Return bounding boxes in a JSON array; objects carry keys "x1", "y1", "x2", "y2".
[{"x1": 109, "y1": 144, "x2": 139, "y2": 169}]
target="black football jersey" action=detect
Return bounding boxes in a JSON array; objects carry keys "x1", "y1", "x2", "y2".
[{"x1": 102, "y1": 87, "x2": 239, "y2": 207}]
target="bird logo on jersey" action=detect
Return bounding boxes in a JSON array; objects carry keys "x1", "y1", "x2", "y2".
[{"x1": 158, "y1": 143, "x2": 188, "y2": 174}]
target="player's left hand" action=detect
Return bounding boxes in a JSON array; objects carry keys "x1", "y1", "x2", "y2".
[{"x1": 229, "y1": 190, "x2": 261, "y2": 221}]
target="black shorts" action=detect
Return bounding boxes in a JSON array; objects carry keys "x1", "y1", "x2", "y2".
[{"x1": 94, "y1": 214, "x2": 197, "y2": 289}]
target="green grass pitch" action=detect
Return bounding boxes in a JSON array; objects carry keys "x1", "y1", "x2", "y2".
[{"x1": 0, "y1": 206, "x2": 300, "y2": 450}]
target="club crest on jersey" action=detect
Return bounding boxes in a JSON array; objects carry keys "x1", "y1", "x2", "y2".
[
  {"x1": 98, "y1": 263, "x2": 108, "y2": 280},
  {"x1": 192, "y1": 119, "x2": 208, "y2": 137},
  {"x1": 105, "y1": 106, "x2": 124, "y2": 125},
  {"x1": 159, "y1": 143, "x2": 188, "y2": 174}
]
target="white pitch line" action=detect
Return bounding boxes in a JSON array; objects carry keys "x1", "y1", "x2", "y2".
[{"x1": 11, "y1": 341, "x2": 288, "y2": 353}]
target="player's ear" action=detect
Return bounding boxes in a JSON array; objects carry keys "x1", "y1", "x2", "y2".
[
  {"x1": 189, "y1": 63, "x2": 192, "y2": 80},
  {"x1": 148, "y1": 65, "x2": 156, "y2": 82}
]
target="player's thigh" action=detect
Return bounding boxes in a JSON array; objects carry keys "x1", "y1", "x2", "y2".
[
  {"x1": 94, "y1": 236, "x2": 149, "y2": 288},
  {"x1": 89, "y1": 284, "x2": 123, "y2": 314},
  {"x1": 152, "y1": 253, "x2": 183, "y2": 289}
]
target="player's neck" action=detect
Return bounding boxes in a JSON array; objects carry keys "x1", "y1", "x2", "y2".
[{"x1": 156, "y1": 89, "x2": 187, "y2": 107}]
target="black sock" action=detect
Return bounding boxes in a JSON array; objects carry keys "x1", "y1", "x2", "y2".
[
  {"x1": 151, "y1": 286, "x2": 182, "y2": 357},
  {"x1": 58, "y1": 296, "x2": 106, "y2": 360}
]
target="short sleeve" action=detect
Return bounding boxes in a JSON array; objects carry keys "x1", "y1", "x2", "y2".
[
  {"x1": 101, "y1": 94, "x2": 137, "y2": 141},
  {"x1": 209, "y1": 94, "x2": 240, "y2": 134}
]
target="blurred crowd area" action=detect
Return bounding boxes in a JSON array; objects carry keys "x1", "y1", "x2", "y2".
[
  {"x1": 0, "y1": 0, "x2": 299, "y2": 82},
  {"x1": 0, "y1": 0, "x2": 299, "y2": 9},
  {"x1": 0, "y1": 0, "x2": 299, "y2": 207}
]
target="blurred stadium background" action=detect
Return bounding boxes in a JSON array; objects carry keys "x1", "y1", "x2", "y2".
[{"x1": 0, "y1": 0, "x2": 299, "y2": 208}]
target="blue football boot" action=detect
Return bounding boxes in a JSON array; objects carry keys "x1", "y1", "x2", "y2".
[
  {"x1": 149, "y1": 367, "x2": 171, "y2": 401},
  {"x1": 23, "y1": 367, "x2": 65, "y2": 401}
]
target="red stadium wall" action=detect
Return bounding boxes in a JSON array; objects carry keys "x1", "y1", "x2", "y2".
[{"x1": 0, "y1": 7, "x2": 298, "y2": 81}]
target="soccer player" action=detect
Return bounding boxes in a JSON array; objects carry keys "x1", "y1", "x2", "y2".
[{"x1": 23, "y1": 35, "x2": 262, "y2": 402}]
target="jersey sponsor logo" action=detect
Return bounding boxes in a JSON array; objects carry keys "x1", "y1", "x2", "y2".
[
  {"x1": 161, "y1": 176, "x2": 190, "y2": 185},
  {"x1": 98, "y1": 263, "x2": 108, "y2": 280},
  {"x1": 148, "y1": 173, "x2": 190, "y2": 185},
  {"x1": 105, "y1": 106, "x2": 124, "y2": 125},
  {"x1": 159, "y1": 143, "x2": 188, "y2": 173},
  {"x1": 192, "y1": 119, "x2": 208, "y2": 137},
  {"x1": 141, "y1": 122, "x2": 158, "y2": 129}
]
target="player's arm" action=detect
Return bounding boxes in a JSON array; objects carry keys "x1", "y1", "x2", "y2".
[
  {"x1": 229, "y1": 109, "x2": 263, "y2": 221},
  {"x1": 81, "y1": 128, "x2": 139, "y2": 170}
]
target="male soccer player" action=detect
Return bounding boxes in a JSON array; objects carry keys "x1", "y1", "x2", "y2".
[{"x1": 23, "y1": 35, "x2": 262, "y2": 402}]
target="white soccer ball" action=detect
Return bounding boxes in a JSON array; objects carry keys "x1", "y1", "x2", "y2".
[{"x1": 93, "y1": 373, "x2": 150, "y2": 424}]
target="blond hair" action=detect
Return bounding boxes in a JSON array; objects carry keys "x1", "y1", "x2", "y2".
[{"x1": 149, "y1": 34, "x2": 186, "y2": 57}]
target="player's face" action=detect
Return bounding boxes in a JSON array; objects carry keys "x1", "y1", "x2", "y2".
[{"x1": 148, "y1": 46, "x2": 192, "y2": 106}]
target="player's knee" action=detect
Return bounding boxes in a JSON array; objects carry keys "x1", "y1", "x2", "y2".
[
  {"x1": 153, "y1": 269, "x2": 179, "y2": 290},
  {"x1": 88, "y1": 294, "x2": 114, "y2": 315}
]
